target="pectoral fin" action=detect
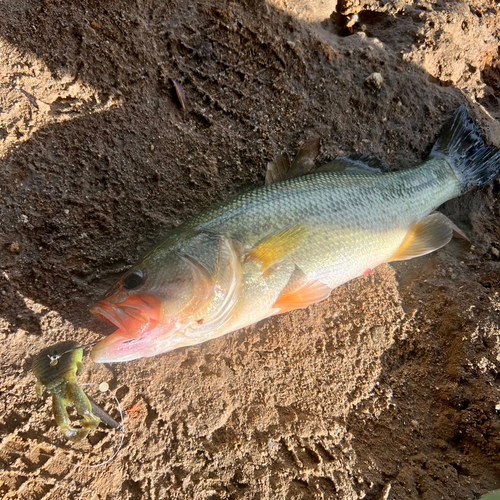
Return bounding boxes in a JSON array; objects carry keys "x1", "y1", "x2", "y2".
[
  {"x1": 389, "y1": 212, "x2": 459, "y2": 262},
  {"x1": 245, "y1": 224, "x2": 308, "y2": 270}
]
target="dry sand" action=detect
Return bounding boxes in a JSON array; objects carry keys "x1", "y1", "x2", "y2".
[{"x1": 0, "y1": 0, "x2": 499, "y2": 498}]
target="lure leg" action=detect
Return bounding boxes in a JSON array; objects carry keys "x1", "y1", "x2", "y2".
[
  {"x1": 67, "y1": 382, "x2": 101, "y2": 432},
  {"x1": 35, "y1": 381, "x2": 44, "y2": 399},
  {"x1": 51, "y1": 393, "x2": 90, "y2": 443}
]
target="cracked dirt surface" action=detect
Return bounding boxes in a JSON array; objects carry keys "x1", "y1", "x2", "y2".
[{"x1": 0, "y1": 0, "x2": 500, "y2": 498}]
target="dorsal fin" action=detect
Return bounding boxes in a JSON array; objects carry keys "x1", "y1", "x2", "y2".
[
  {"x1": 265, "y1": 153, "x2": 290, "y2": 186},
  {"x1": 287, "y1": 137, "x2": 321, "y2": 178},
  {"x1": 265, "y1": 137, "x2": 321, "y2": 185},
  {"x1": 315, "y1": 153, "x2": 386, "y2": 175}
]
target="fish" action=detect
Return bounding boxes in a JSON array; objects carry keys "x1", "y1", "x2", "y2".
[{"x1": 90, "y1": 105, "x2": 500, "y2": 363}]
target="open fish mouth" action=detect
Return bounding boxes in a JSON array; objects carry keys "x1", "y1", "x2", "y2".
[
  {"x1": 90, "y1": 328, "x2": 144, "y2": 363},
  {"x1": 89, "y1": 313, "x2": 177, "y2": 363},
  {"x1": 89, "y1": 293, "x2": 174, "y2": 362},
  {"x1": 89, "y1": 301, "x2": 154, "y2": 339},
  {"x1": 89, "y1": 302, "x2": 156, "y2": 363}
]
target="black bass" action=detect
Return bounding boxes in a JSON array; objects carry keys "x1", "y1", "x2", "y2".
[{"x1": 90, "y1": 106, "x2": 500, "y2": 363}]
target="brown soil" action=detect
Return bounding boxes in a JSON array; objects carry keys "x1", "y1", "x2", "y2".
[{"x1": 1, "y1": 0, "x2": 500, "y2": 498}]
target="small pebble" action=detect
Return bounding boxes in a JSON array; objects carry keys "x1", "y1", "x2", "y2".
[
  {"x1": 490, "y1": 247, "x2": 499, "y2": 258},
  {"x1": 364, "y1": 72, "x2": 383, "y2": 90},
  {"x1": 99, "y1": 382, "x2": 109, "y2": 392},
  {"x1": 9, "y1": 242, "x2": 20, "y2": 253},
  {"x1": 345, "y1": 14, "x2": 359, "y2": 28}
]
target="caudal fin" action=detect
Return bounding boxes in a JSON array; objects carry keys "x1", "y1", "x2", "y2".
[{"x1": 430, "y1": 105, "x2": 500, "y2": 192}]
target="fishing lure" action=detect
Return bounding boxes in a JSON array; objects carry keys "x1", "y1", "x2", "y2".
[{"x1": 32, "y1": 341, "x2": 119, "y2": 442}]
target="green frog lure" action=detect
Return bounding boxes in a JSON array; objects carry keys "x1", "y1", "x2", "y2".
[{"x1": 31, "y1": 341, "x2": 119, "y2": 443}]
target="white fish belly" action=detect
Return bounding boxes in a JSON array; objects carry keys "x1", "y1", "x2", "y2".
[{"x1": 293, "y1": 224, "x2": 409, "y2": 289}]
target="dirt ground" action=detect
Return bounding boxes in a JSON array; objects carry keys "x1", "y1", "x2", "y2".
[{"x1": 0, "y1": 0, "x2": 500, "y2": 498}]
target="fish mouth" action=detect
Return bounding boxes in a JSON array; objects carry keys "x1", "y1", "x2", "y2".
[
  {"x1": 89, "y1": 303, "x2": 147, "y2": 338},
  {"x1": 90, "y1": 294, "x2": 170, "y2": 362},
  {"x1": 89, "y1": 295, "x2": 161, "y2": 339},
  {"x1": 90, "y1": 329, "x2": 146, "y2": 363},
  {"x1": 89, "y1": 302, "x2": 152, "y2": 363},
  {"x1": 90, "y1": 320, "x2": 178, "y2": 363}
]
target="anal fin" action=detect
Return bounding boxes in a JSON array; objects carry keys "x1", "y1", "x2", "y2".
[
  {"x1": 430, "y1": 211, "x2": 469, "y2": 241},
  {"x1": 389, "y1": 212, "x2": 459, "y2": 262}
]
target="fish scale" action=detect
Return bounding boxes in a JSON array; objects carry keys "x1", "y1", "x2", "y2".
[{"x1": 191, "y1": 160, "x2": 458, "y2": 237}]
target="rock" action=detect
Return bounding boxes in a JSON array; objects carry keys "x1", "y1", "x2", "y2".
[{"x1": 364, "y1": 72, "x2": 383, "y2": 90}]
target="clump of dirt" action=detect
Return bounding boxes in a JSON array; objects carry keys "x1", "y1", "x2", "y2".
[{"x1": 0, "y1": 0, "x2": 499, "y2": 498}]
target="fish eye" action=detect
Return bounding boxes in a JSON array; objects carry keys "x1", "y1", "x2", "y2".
[{"x1": 123, "y1": 270, "x2": 145, "y2": 290}]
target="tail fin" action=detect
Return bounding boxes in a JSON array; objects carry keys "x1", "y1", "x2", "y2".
[{"x1": 430, "y1": 105, "x2": 500, "y2": 192}]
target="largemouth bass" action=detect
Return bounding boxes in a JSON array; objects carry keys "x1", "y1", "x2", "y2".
[{"x1": 90, "y1": 106, "x2": 500, "y2": 363}]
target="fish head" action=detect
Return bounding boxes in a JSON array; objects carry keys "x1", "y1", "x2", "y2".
[
  {"x1": 90, "y1": 233, "x2": 241, "y2": 363},
  {"x1": 90, "y1": 250, "x2": 214, "y2": 362}
]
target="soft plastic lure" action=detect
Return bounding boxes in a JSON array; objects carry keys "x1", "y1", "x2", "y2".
[{"x1": 31, "y1": 340, "x2": 120, "y2": 442}]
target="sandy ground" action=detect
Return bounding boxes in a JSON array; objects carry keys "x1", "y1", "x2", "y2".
[{"x1": 0, "y1": 0, "x2": 500, "y2": 498}]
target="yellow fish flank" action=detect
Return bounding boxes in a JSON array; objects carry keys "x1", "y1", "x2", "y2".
[{"x1": 90, "y1": 106, "x2": 500, "y2": 362}]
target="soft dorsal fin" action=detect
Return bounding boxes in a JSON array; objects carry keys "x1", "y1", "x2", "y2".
[
  {"x1": 389, "y1": 212, "x2": 461, "y2": 262},
  {"x1": 315, "y1": 153, "x2": 386, "y2": 175},
  {"x1": 265, "y1": 137, "x2": 321, "y2": 185},
  {"x1": 245, "y1": 224, "x2": 308, "y2": 270}
]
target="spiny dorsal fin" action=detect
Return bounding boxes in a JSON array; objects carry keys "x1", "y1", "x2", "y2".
[
  {"x1": 265, "y1": 153, "x2": 290, "y2": 186},
  {"x1": 265, "y1": 137, "x2": 321, "y2": 185},
  {"x1": 287, "y1": 137, "x2": 321, "y2": 179},
  {"x1": 245, "y1": 224, "x2": 308, "y2": 270},
  {"x1": 315, "y1": 153, "x2": 386, "y2": 175},
  {"x1": 389, "y1": 212, "x2": 458, "y2": 262}
]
